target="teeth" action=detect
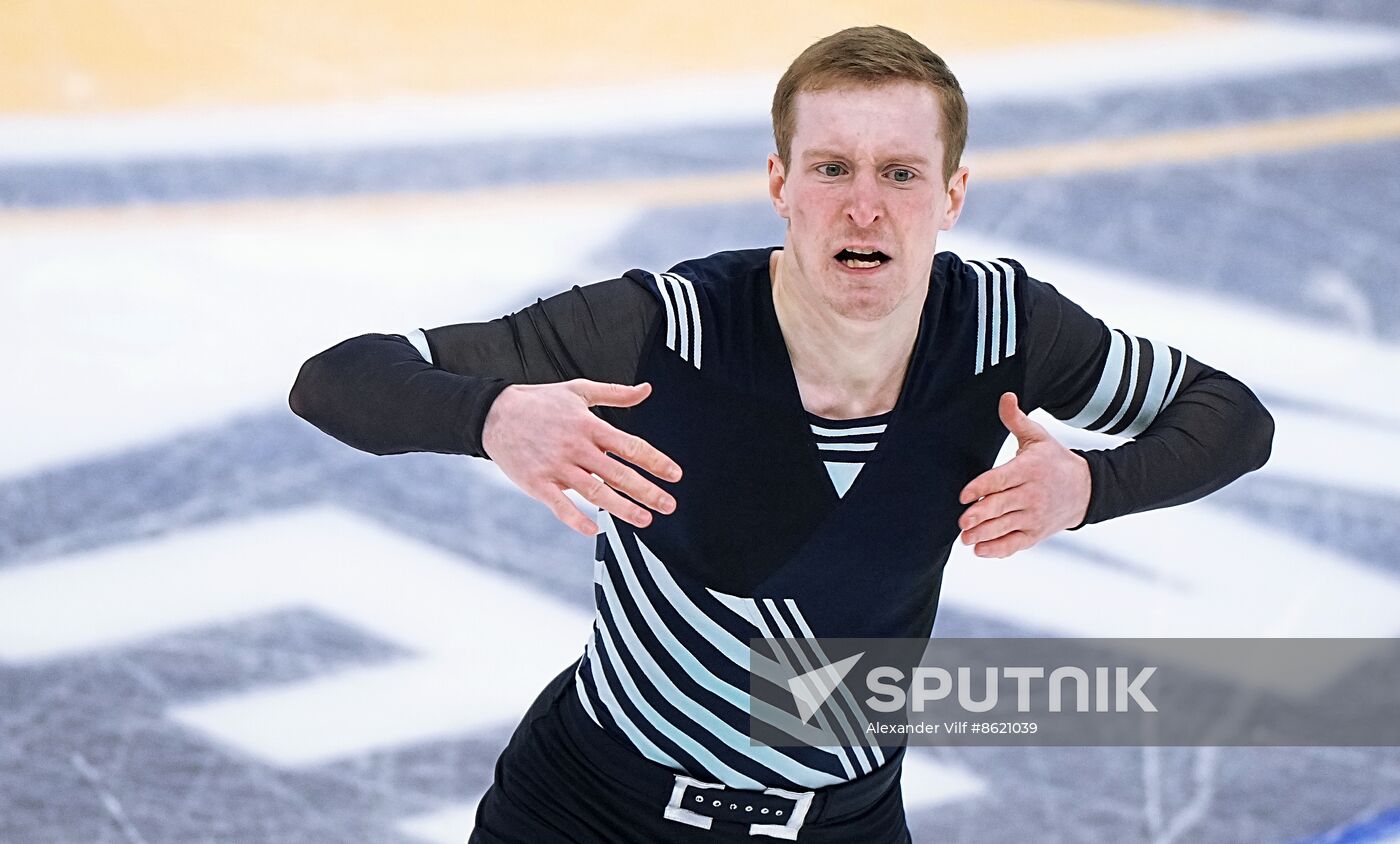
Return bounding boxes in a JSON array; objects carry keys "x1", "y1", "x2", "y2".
[
  {"x1": 843, "y1": 258, "x2": 881, "y2": 269},
  {"x1": 849, "y1": 248, "x2": 877, "y2": 255}
]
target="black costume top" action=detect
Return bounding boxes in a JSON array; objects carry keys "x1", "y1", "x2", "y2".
[{"x1": 290, "y1": 247, "x2": 1273, "y2": 790}]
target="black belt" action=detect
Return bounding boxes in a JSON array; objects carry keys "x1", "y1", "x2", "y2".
[{"x1": 556, "y1": 669, "x2": 905, "y2": 839}]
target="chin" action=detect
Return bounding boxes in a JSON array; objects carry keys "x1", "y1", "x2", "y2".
[{"x1": 823, "y1": 286, "x2": 903, "y2": 323}]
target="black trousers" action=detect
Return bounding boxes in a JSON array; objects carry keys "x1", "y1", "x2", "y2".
[{"x1": 470, "y1": 661, "x2": 912, "y2": 843}]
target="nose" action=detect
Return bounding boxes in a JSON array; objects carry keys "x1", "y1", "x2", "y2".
[{"x1": 845, "y1": 170, "x2": 882, "y2": 229}]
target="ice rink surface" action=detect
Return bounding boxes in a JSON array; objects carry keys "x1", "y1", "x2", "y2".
[{"x1": 2, "y1": 1, "x2": 1399, "y2": 841}]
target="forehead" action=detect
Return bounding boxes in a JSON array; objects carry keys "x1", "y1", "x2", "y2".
[{"x1": 789, "y1": 81, "x2": 943, "y2": 161}]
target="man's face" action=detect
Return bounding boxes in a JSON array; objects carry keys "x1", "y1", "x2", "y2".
[{"x1": 768, "y1": 81, "x2": 967, "y2": 322}]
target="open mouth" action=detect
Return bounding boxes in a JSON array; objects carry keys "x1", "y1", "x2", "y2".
[{"x1": 834, "y1": 248, "x2": 891, "y2": 269}]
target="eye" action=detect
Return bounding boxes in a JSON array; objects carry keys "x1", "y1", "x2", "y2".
[
  {"x1": 818, "y1": 163, "x2": 846, "y2": 178},
  {"x1": 888, "y1": 168, "x2": 916, "y2": 183}
]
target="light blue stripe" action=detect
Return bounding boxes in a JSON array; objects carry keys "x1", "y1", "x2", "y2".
[
  {"x1": 672, "y1": 273, "x2": 703, "y2": 369},
  {"x1": 603, "y1": 515, "x2": 792, "y2": 686},
  {"x1": 601, "y1": 521, "x2": 838, "y2": 751},
  {"x1": 759, "y1": 600, "x2": 874, "y2": 776},
  {"x1": 1121, "y1": 337, "x2": 1175, "y2": 438},
  {"x1": 626, "y1": 528, "x2": 751, "y2": 669},
  {"x1": 592, "y1": 586, "x2": 767, "y2": 789},
  {"x1": 707, "y1": 587, "x2": 765, "y2": 628},
  {"x1": 1064, "y1": 329, "x2": 1127, "y2": 428},
  {"x1": 990, "y1": 262, "x2": 1003, "y2": 368},
  {"x1": 656, "y1": 271, "x2": 678, "y2": 353},
  {"x1": 596, "y1": 558, "x2": 843, "y2": 788},
  {"x1": 743, "y1": 598, "x2": 862, "y2": 779},
  {"x1": 994, "y1": 259, "x2": 1018, "y2": 359},
  {"x1": 573, "y1": 665, "x2": 602, "y2": 726},
  {"x1": 404, "y1": 328, "x2": 433, "y2": 363},
  {"x1": 1100, "y1": 334, "x2": 1142, "y2": 434},
  {"x1": 815, "y1": 441, "x2": 876, "y2": 452},
  {"x1": 664, "y1": 274, "x2": 691, "y2": 363},
  {"x1": 1161, "y1": 349, "x2": 1187, "y2": 408},
  {"x1": 784, "y1": 598, "x2": 887, "y2": 768},
  {"x1": 605, "y1": 540, "x2": 750, "y2": 715},
  {"x1": 584, "y1": 619, "x2": 683, "y2": 771},
  {"x1": 973, "y1": 262, "x2": 988, "y2": 374},
  {"x1": 808, "y1": 423, "x2": 887, "y2": 437}
]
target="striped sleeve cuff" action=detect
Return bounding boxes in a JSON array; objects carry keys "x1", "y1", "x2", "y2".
[{"x1": 1060, "y1": 331, "x2": 1189, "y2": 438}]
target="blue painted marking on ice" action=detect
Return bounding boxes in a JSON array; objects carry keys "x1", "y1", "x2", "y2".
[{"x1": 1294, "y1": 806, "x2": 1400, "y2": 844}]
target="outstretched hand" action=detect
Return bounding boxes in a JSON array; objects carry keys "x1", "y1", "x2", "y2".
[
  {"x1": 481, "y1": 379, "x2": 683, "y2": 537},
  {"x1": 957, "y1": 392, "x2": 1091, "y2": 558}
]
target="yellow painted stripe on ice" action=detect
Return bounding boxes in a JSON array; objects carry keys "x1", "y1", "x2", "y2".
[
  {"x1": 2, "y1": 0, "x2": 1225, "y2": 113},
  {"x1": 5, "y1": 105, "x2": 1393, "y2": 228},
  {"x1": 972, "y1": 104, "x2": 1400, "y2": 180}
]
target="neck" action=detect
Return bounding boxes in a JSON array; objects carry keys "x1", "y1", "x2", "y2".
[{"x1": 769, "y1": 247, "x2": 926, "y2": 420}]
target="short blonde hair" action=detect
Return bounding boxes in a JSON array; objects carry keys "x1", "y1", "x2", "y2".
[{"x1": 772, "y1": 25, "x2": 968, "y2": 184}]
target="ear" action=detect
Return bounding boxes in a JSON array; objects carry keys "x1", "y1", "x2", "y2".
[
  {"x1": 767, "y1": 153, "x2": 790, "y2": 220},
  {"x1": 939, "y1": 165, "x2": 970, "y2": 231}
]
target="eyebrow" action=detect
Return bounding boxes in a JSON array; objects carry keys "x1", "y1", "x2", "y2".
[{"x1": 801, "y1": 148, "x2": 933, "y2": 166}]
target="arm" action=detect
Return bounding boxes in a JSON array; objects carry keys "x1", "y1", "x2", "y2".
[
  {"x1": 288, "y1": 277, "x2": 659, "y2": 458},
  {"x1": 1016, "y1": 262, "x2": 1274, "y2": 527},
  {"x1": 290, "y1": 277, "x2": 682, "y2": 536},
  {"x1": 287, "y1": 332, "x2": 507, "y2": 457},
  {"x1": 956, "y1": 259, "x2": 1274, "y2": 557}
]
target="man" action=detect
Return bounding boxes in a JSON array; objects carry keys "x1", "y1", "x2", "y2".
[{"x1": 290, "y1": 25, "x2": 1273, "y2": 843}]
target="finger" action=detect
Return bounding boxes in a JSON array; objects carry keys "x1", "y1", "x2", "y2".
[
  {"x1": 574, "y1": 379, "x2": 653, "y2": 409},
  {"x1": 998, "y1": 391, "x2": 1047, "y2": 446},
  {"x1": 959, "y1": 460, "x2": 1028, "y2": 504},
  {"x1": 958, "y1": 487, "x2": 1027, "y2": 532},
  {"x1": 564, "y1": 469, "x2": 654, "y2": 530},
  {"x1": 960, "y1": 511, "x2": 1029, "y2": 547},
  {"x1": 540, "y1": 483, "x2": 599, "y2": 537},
  {"x1": 973, "y1": 530, "x2": 1035, "y2": 559},
  {"x1": 586, "y1": 453, "x2": 677, "y2": 515},
  {"x1": 596, "y1": 426, "x2": 683, "y2": 482}
]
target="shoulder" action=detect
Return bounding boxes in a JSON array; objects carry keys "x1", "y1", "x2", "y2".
[
  {"x1": 619, "y1": 247, "x2": 777, "y2": 370},
  {"x1": 622, "y1": 247, "x2": 773, "y2": 299},
  {"x1": 937, "y1": 250, "x2": 1072, "y2": 326},
  {"x1": 935, "y1": 250, "x2": 1033, "y2": 374},
  {"x1": 937, "y1": 250, "x2": 1028, "y2": 291},
  {"x1": 668, "y1": 247, "x2": 776, "y2": 285}
]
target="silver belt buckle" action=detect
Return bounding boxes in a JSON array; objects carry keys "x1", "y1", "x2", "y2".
[
  {"x1": 663, "y1": 775, "x2": 814, "y2": 840},
  {"x1": 750, "y1": 786, "x2": 814, "y2": 840},
  {"x1": 664, "y1": 775, "x2": 724, "y2": 829}
]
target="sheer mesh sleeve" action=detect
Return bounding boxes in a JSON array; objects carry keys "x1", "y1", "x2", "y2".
[
  {"x1": 1013, "y1": 259, "x2": 1274, "y2": 528},
  {"x1": 289, "y1": 277, "x2": 660, "y2": 458}
]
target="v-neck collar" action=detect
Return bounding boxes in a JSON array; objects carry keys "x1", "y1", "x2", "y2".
[{"x1": 756, "y1": 247, "x2": 935, "y2": 504}]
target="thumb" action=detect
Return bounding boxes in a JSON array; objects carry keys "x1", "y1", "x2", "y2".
[
  {"x1": 576, "y1": 380, "x2": 653, "y2": 408},
  {"x1": 998, "y1": 392, "x2": 1046, "y2": 446}
]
